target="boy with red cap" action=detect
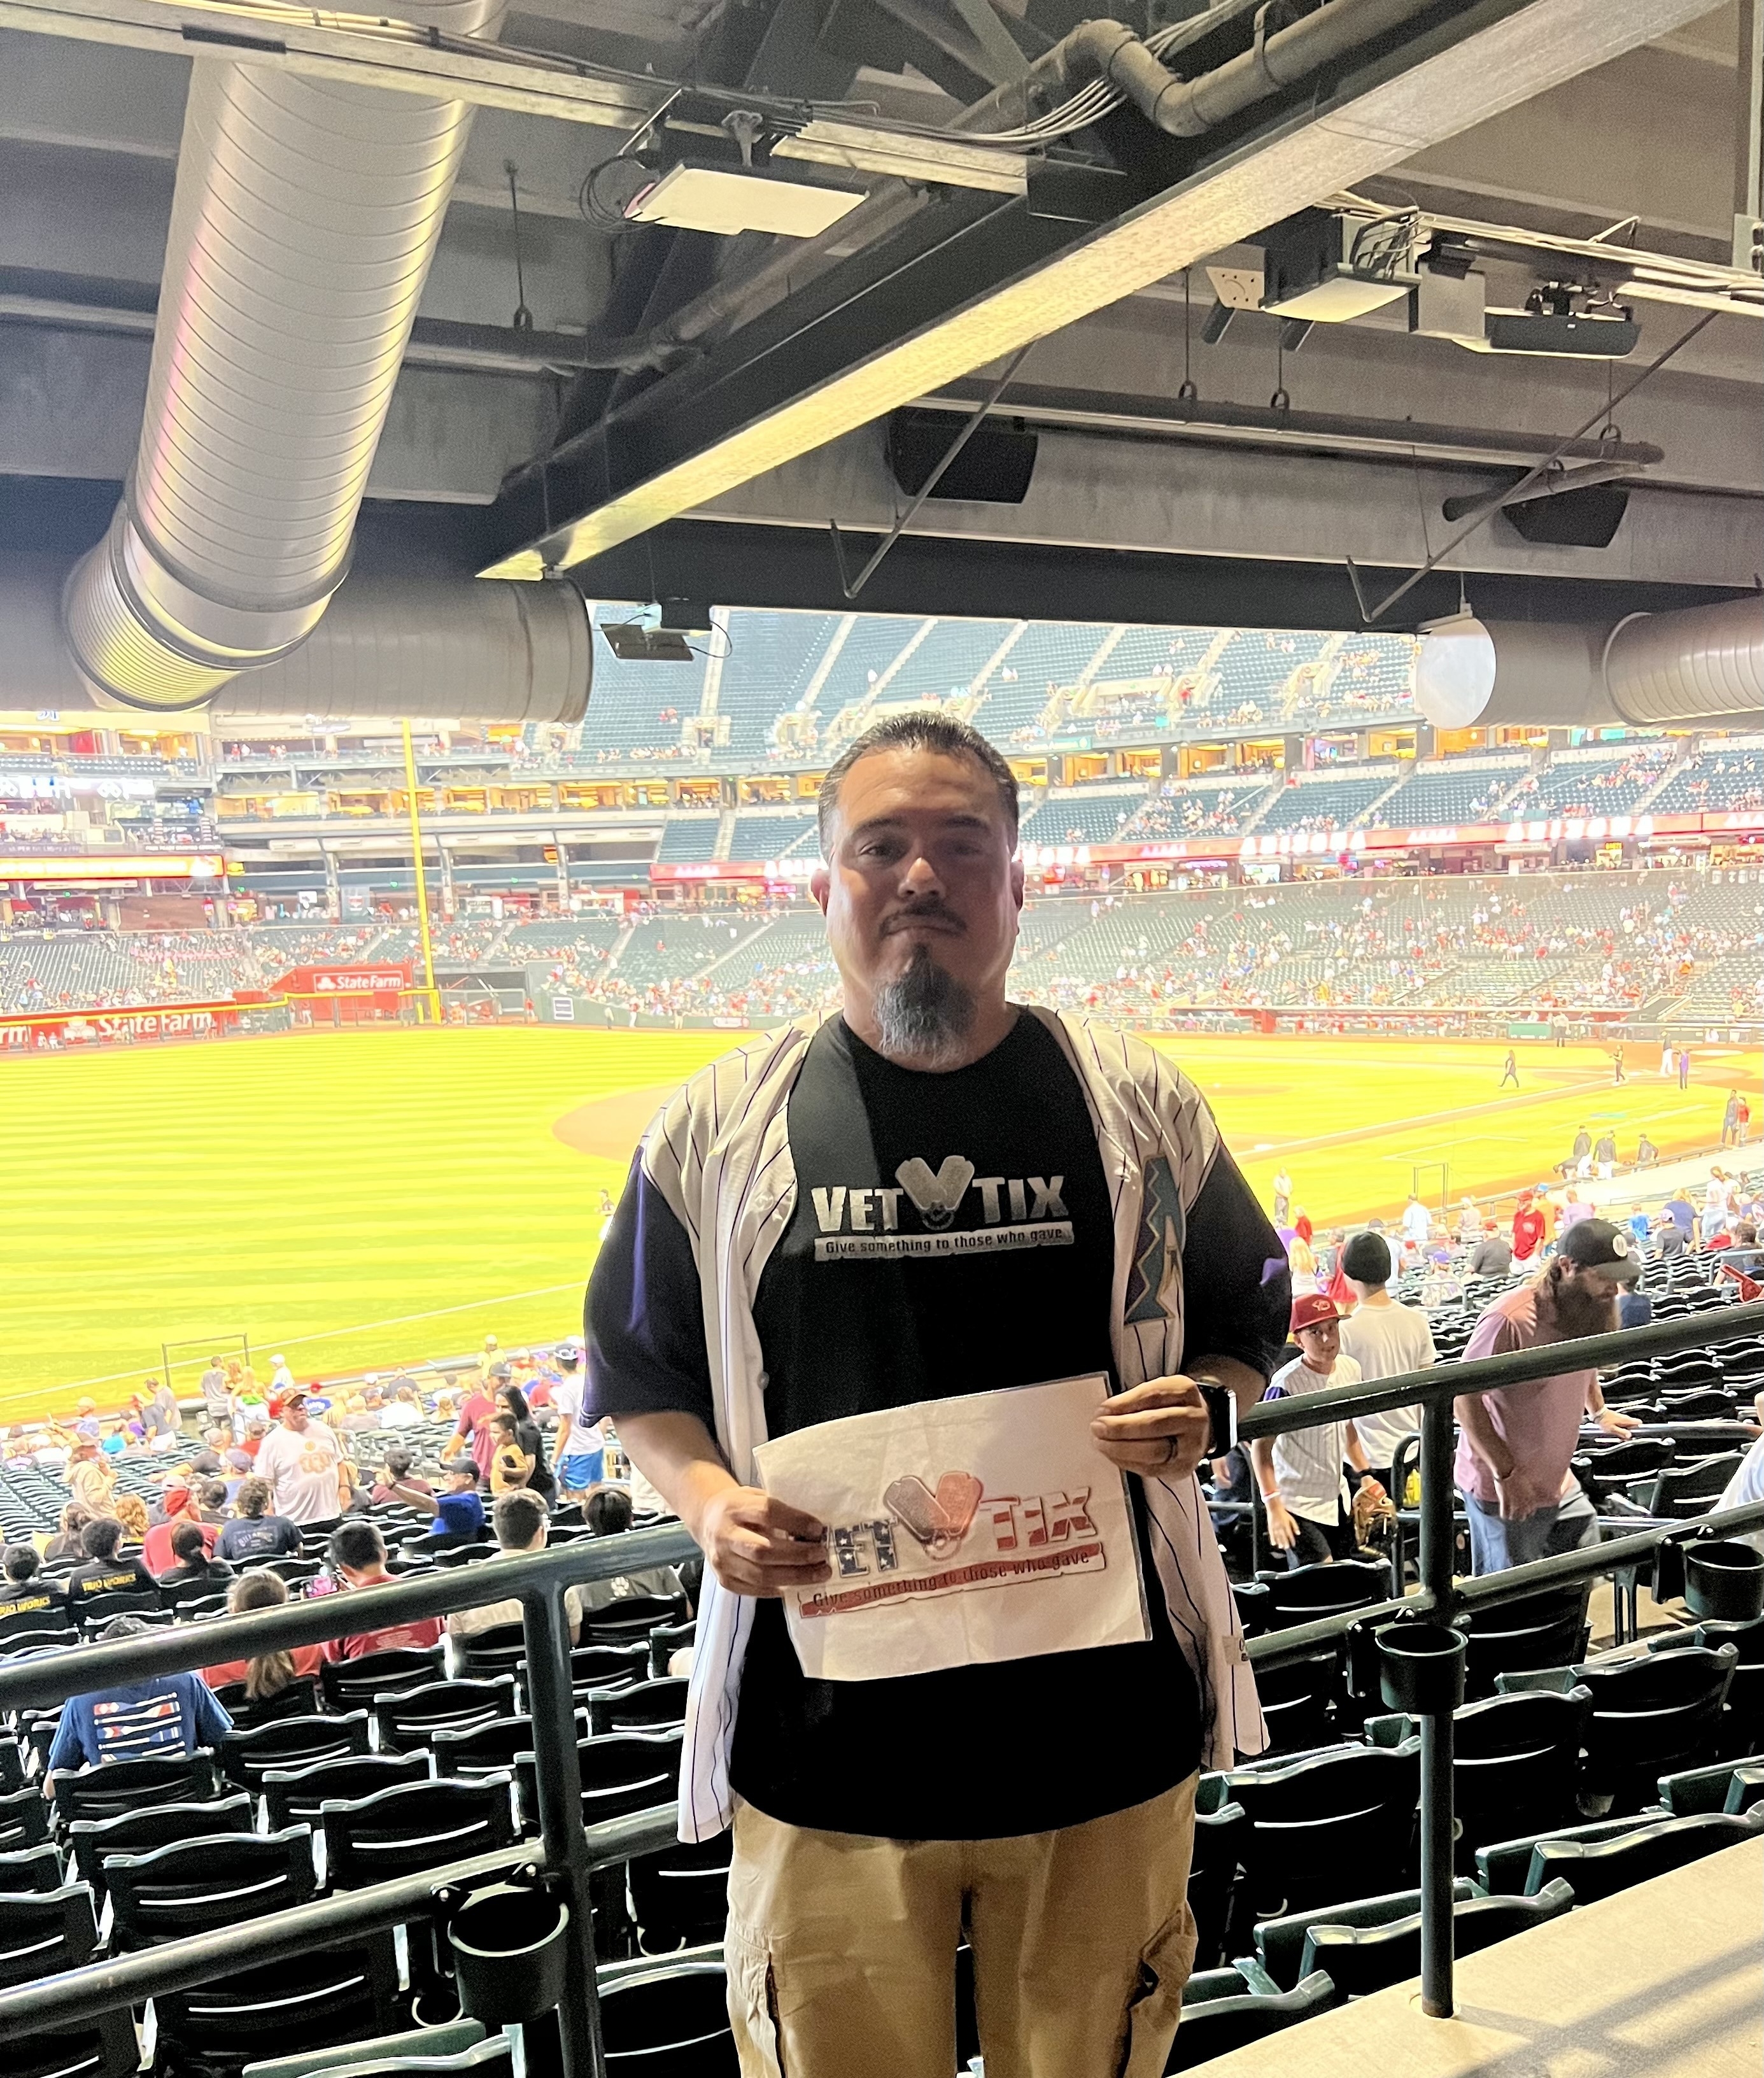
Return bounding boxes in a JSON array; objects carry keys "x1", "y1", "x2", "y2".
[
  {"x1": 1251, "y1": 1293, "x2": 1385, "y2": 1567},
  {"x1": 1511, "y1": 1191, "x2": 1546, "y2": 1266}
]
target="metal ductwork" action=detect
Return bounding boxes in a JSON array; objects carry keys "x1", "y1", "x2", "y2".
[
  {"x1": 62, "y1": 0, "x2": 506, "y2": 712},
  {"x1": 1416, "y1": 597, "x2": 1764, "y2": 730},
  {"x1": 6, "y1": 556, "x2": 590, "y2": 723}
]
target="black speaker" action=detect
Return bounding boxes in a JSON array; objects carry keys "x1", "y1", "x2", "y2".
[
  {"x1": 1502, "y1": 484, "x2": 1630, "y2": 548},
  {"x1": 886, "y1": 409, "x2": 1039, "y2": 504}
]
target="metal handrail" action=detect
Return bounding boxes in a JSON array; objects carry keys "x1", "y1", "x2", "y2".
[{"x1": 0, "y1": 1300, "x2": 1760, "y2": 2053}]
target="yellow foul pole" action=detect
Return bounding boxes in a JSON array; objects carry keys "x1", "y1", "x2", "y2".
[{"x1": 400, "y1": 716, "x2": 443, "y2": 1023}]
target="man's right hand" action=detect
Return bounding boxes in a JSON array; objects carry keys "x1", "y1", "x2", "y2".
[
  {"x1": 1264, "y1": 1495, "x2": 1299, "y2": 1551},
  {"x1": 1491, "y1": 1464, "x2": 1557, "y2": 1522},
  {"x1": 696, "y1": 1486, "x2": 830, "y2": 1597}
]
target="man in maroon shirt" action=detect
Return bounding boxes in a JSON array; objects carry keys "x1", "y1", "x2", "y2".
[
  {"x1": 318, "y1": 1521, "x2": 443, "y2": 1661},
  {"x1": 1455, "y1": 1220, "x2": 1642, "y2": 1573}
]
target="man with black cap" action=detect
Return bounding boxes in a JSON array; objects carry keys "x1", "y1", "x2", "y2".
[
  {"x1": 1455, "y1": 1219, "x2": 1643, "y2": 1573},
  {"x1": 1337, "y1": 1232, "x2": 1437, "y2": 1495}
]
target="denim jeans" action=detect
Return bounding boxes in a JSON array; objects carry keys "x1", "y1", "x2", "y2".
[{"x1": 1462, "y1": 1487, "x2": 1599, "y2": 1574}]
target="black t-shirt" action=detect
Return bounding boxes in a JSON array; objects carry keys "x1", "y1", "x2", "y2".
[
  {"x1": 0, "y1": 1578, "x2": 67, "y2": 1622},
  {"x1": 589, "y1": 1013, "x2": 1285, "y2": 1838},
  {"x1": 66, "y1": 1556, "x2": 160, "y2": 1602}
]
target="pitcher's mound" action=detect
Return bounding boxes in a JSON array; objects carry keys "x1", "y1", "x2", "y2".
[{"x1": 552, "y1": 1087, "x2": 675, "y2": 1161}]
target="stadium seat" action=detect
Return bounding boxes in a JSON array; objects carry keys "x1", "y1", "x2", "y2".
[
  {"x1": 1476, "y1": 1812, "x2": 1671, "y2": 1895},
  {"x1": 568, "y1": 1643, "x2": 651, "y2": 1698},
  {"x1": 220, "y1": 1712, "x2": 373, "y2": 1791},
  {"x1": 1166, "y1": 1967, "x2": 1336, "y2": 2069},
  {"x1": 106, "y1": 1827, "x2": 318, "y2": 1948},
  {"x1": 588, "y1": 1677, "x2": 690, "y2": 1737},
  {"x1": 1367, "y1": 1688, "x2": 1591, "y2": 1863},
  {"x1": 1257, "y1": 1560, "x2": 1392, "y2": 1629},
  {"x1": 250, "y1": 2042, "x2": 511, "y2": 2078},
  {"x1": 648, "y1": 1621, "x2": 695, "y2": 1679},
  {"x1": 0, "y1": 1606, "x2": 75, "y2": 1647},
  {"x1": 625, "y1": 1835, "x2": 733, "y2": 1952},
  {"x1": 579, "y1": 1596, "x2": 689, "y2": 1650},
  {"x1": 517, "y1": 1728, "x2": 684, "y2": 1828},
  {"x1": 320, "y1": 1777, "x2": 518, "y2": 1888},
  {"x1": 1222, "y1": 1744, "x2": 1421, "y2": 1913},
  {"x1": 431, "y1": 1711, "x2": 588, "y2": 1788},
  {"x1": 0, "y1": 1881, "x2": 99, "y2": 1989},
  {"x1": 1527, "y1": 1809, "x2": 1764, "y2": 1902},
  {"x1": 453, "y1": 1624, "x2": 527, "y2": 1681},
  {"x1": 1186, "y1": 1798, "x2": 1248, "y2": 1971},
  {"x1": 0, "y1": 1784, "x2": 52, "y2": 1851},
  {"x1": 1231, "y1": 1581, "x2": 1271, "y2": 1637},
  {"x1": 0, "y1": 1841, "x2": 66, "y2": 1894},
  {"x1": 1656, "y1": 1758, "x2": 1764, "y2": 1818},
  {"x1": 9, "y1": 2005, "x2": 140, "y2": 2078},
  {"x1": 0, "y1": 1624, "x2": 78, "y2": 1657},
  {"x1": 53, "y1": 1749, "x2": 219, "y2": 1826},
  {"x1": 320, "y1": 1647, "x2": 447, "y2": 1712},
  {"x1": 1253, "y1": 1880, "x2": 1479, "y2": 1990},
  {"x1": 1461, "y1": 1584, "x2": 1592, "y2": 1698},
  {"x1": 260, "y1": 1753, "x2": 432, "y2": 1832},
  {"x1": 0, "y1": 1739, "x2": 24, "y2": 1793},
  {"x1": 1249, "y1": 1642, "x2": 1342, "y2": 1753},
  {"x1": 1299, "y1": 1881, "x2": 1574, "y2": 1995},
  {"x1": 1637, "y1": 1455, "x2": 1746, "y2": 1520},
  {"x1": 1570, "y1": 1436, "x2": 1676, "y2": 1506},
  {"x1": 68, "y1": 1793, "x2": 254, "y2": 1888},
  {"x1": 371, "y1": 1676, "x2": 516, "y2": 1753},
  {"x1": 597, "y1": 1958, "x2": 736, "y2": 2074},
  {"x1": 209, "y1": 1674, "x2": 321, "y2": 1728},
  {"x1": 241, "y1": 2019, "x2": 486, "y2": 2078},
  {"x1": 74, "y1": 1590, "x2": 169, "y2": 1632},
  {"x1": 153, "y1": 1934, "x2": 402, "y2": 2077},
  {"x1": 1499, "y1": 1644, "x2": 1738, "y2": 1805}
]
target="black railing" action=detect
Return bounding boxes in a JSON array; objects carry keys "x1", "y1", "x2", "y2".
[{"x1": 1, "y1": 1298, "x2": 1761, "y2": 2058}]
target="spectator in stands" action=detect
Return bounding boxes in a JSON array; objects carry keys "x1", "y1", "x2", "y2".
[
  {"x1": 381, "y1": 1382, "x2": 425, "y2": 1429},
  {"x1": 65, "y1": 1437, "x2": 115, "y2": 1518},
  {"x1": 269, "y1": 1354, "x2": 295, "y2": 1396},
  {"x1": 1286, "y1": 1235, "x2": 1319, "y2": 1297},
  {"x1": 1337, "y1": 1233, "x2": 1437, "y2": 1492},
  {"x1": 199, "y1": 1355, "x2": 231, "y2": 1429},
  {"x1": 216, "y1": 1475, "x2": 302, "y2": 1561},
  {"x1": 1401, "y1": 1193, "x2": 1431, "y2": 1250},
  {"x1": 1454, "y1": 1220, "x2": 1642, "y2": 1574},
  {"x1": 579, "y1": 1487, "x2": 687, "y2": 1609},
  {"x1": 495, "y1": 1382, "x2": 554, "y2": 1502},
  {"x1": 1469, "y1": 1221, "x2": 1513, "y2": 1278},
  {"x1": 319, "y1": 1521, "x2": 444, "y2": 1660},
  {"x1": 1662, "y1": 1188, "x2": 1699, "y2": 1247},
  {"x1": 550, "y1": 1345, "x2": 607, "y2": 1497},
  {"x1": 370, "y1": 1448, "x2": 435, "y2": 1508},
  {"x1": 446, "y1": 1371, "x2": 501, "y2": 1483},
  {"x1": 1653, "y1": 1210, "x2": 1690, "y2": 1262},
  {"x1": 142, "y1": 1378, "x2": 181, "y2": 1450},
  {"x1": 1714, "y1": 1409, "x2": 1764, "y2": 1553},
  {"x1": 159, "y1": 1521, "x2": 234, "y2": 1592},
  {"x1": 1253, "y1": 1294, "x2": 1384, "y2": 1565},
  {"x1": 202, "y1": 1571, "x2": 325, "y2": 1698},
  {"x1": 411, "y1": 1462, "x2": 489, "y2": 1553},
  {"x1": 255, "y1": 1389, "x2": 346, "y2": 1523},
  {"x1": 43, "y1": 1503, "x2": 92, "y2": 1565},
  {"x1": 113, "y1": 1493, "x2": 151, "y2": 1549},
  {"x1": 1722, "y1": 1222, "x2": 1764, "y2": 1278},
  {"x1": 588, "y1": 711, "x2": 1287, "y2": 2078},
  {"x1": 141, "y1": 1485, "x2": 215, "y2": 1576},
  {"x1": 488, "y1": 1411, "x2": 535, "y2": 1496},
  {"x1": 44, "y1": 1615, "x2": 231, "y2": 1788},
  {"x1": 446, "y1": 1490, "x2": 593, "y2": 1643},
  {"x1": 1618, "y1": 1281, "x2": 1655, "y2": 1329},
  {"x1": 1511, "y1": 1190, "x2": 1546, "y2": 1268},
  {"x1": 65, "y1": 1517, "x2": 160, "y2": 1606},
  {"x1": 0, "y1": 1545, "x2": 67, "y2": 1623}
]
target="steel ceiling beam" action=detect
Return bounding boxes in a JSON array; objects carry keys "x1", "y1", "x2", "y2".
[{"x1": 476, "y1": 0, "x2": 1728, "y2": 581}]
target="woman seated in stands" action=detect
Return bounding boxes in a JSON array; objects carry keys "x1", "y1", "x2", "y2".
[
  {"x1": 579, "y1": 1487, "x2": 686, "y2": 1611},
  {"x1": 42, "y1": 1503, "x2": 92, "y2": 1566},
  {"x1": 111, "y1": 1492, "x2": 152, "y2": 1551},
  {"x1": 158, "y1": 1520, "x2": 236, "y2": 1593},
  {"x1": 201, "y1": 1570, "x2": 324, "y2": 1700},
  {"x1": 215, "y1": 1474, "x2": 302, "y2": 1562},
  {"x1": 379, "y1": 1381, "x2": 425, "y2": 1429}
]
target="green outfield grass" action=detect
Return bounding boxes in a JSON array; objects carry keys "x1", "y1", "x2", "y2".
[{"x1": 3, "y1": 1023, "x2": 1749, "y2": 1419}]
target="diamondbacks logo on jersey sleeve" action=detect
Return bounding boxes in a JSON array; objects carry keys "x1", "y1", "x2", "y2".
[{"x1": 808, "y1": 1153, "x2": 1073, "y2": 1261}]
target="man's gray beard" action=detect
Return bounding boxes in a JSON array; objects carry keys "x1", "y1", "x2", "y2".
[{"x1": 873, "y1": 944, "x2": 976, "y2": 1066}]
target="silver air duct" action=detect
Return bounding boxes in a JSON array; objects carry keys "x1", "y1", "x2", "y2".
[
  {"x1": 62, "y1": 0, "x2": 505, "y2": 712},
  {"x1": 1416, "y1": 597, "x2": 1764, "y2": 730},
  {"x1": 6, "y1": 556, "x2": 589, "y2": 723}
]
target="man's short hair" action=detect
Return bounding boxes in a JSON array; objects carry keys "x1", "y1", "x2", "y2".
[
  {"x1": 1341, "y1": 1232, "x2": 1394, "y2": 1286},
  {"x1": 199, "y1": 1481, "x2": 228, "y2": 1511},
  {"x1": 81, "y1": 1516, "x2": 123, "y2": 1560},
  {"x1": 381, "y1": 1448, "x2": 413, "y2": 1478},
  {"x1": 2, "y1": 1543, "x2": 40, "y2": 1584},
  {"x1": 328, "y1": 1520, "x2": 386, "y2": 1573},
  {"x1": 586, "y1": 1487, "x2": 633, "y2": 1537},
  {"x1": 817, "y1": 711, "x2": 1019, "y2": 856},
  {"x1": 169, "y1": 1521, "x2": 208, "y2": 1564},
  {"x1": 493, "y1": 1490, "x2": 547, "y2": 1551},
  {"x1": 236, "y1": 1476, "x2": 271, "y2": 1518}
]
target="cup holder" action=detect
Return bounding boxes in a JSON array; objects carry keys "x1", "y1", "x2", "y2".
[
  {"x1": 1376, "y1": 1621, "x2": 1467, "y2": 1716},
  {"x1": 1684, "y1": 1539, "x2": 1764, "y2": 1624},
  {"x1": 446, "y1": 1881, "x2": 571, "y2": 2024}
]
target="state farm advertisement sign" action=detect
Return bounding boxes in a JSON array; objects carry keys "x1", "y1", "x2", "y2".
[
  {"x1": 0, "y1": 1001, "x2": 246, "y2": 1050},
  {"x1": 274, "y1": 965, "x2": 412, "y2": 995}
]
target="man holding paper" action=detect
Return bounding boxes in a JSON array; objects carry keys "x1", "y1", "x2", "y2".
[{"x1": 586, "y1": 713, "x2": 1289, "y2": 2078}]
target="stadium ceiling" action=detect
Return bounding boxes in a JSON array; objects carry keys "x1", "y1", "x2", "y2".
[{"x1": 2, "y1": 0, "x2": 1761, "y2": 656}]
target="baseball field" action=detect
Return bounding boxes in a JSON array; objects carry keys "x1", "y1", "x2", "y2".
[{"x1": 2, "y1": 1023, "x2": 1749, "y2": 1418}]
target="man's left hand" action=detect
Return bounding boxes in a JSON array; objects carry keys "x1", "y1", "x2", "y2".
[
  {"x1": 1091, "y1": 1376, "x2": 1213, "y2": 1480},
  {"x1": 1595, "y1": 1406, "x2": 1642, "y2": 1439}
]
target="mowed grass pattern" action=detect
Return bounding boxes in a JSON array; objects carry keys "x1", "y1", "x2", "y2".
[{"x1": 3, "y1": 1024, "x2": 1749, "y2": 1416}]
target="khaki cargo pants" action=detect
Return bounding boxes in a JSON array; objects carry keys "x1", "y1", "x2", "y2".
[{"x1": 724, "y1": 1774, "x2": 1199, "y2": 2078}]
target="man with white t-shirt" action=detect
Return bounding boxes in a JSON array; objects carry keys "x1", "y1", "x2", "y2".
[
  {"x1": 1400, "y1": 1195, "x2": 1431, "y2": 1252},
  {"x1": 1252, "y1": 1293, "x2": 1385, "y2": 1567},
  {"x1": 1336, "y1": 1233, "x2": 1437, "y2": 1496},
  {"x1": 253, "y1": 1390, "x2": 345, "y2": 1524},
  {"x1": 549, "y1": 1345, "x2": 606, "y2": 1495}
]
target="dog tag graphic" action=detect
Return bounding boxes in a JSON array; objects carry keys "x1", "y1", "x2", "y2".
[{"x1": 932, "y1": 1472, "x2": 983, "y2": 1542}]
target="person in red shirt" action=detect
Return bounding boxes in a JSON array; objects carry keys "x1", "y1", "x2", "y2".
[
  {"x1": 203, "y1": 1571, "x2": 325, "y2": 1695},
  {"x1": 142, "y1": 1485, "x2": 218, "y2": 1578},
  {"x1": 446, "y1": 1383, "x2": 500, "y2": 1483},
  {"x1": 1511, "y1": 1191, "x2": 1546, "y2": 1266},
  {"x1": 318, "y1": 1521, "x2": 444, "y2": 1662}
]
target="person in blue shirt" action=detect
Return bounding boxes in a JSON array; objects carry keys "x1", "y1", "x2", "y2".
[
  {"x1": 1626, "y1": 1205, "x2": 1653, "y2": 1255},
  {"x1": 44, "y1": 1616, "x2": 232, "y2": 1790}
]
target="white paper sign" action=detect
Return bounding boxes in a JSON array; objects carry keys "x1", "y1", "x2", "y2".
[{"x1": 752, "y1": 1373, "x2": 1150, "y2": 1683}]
